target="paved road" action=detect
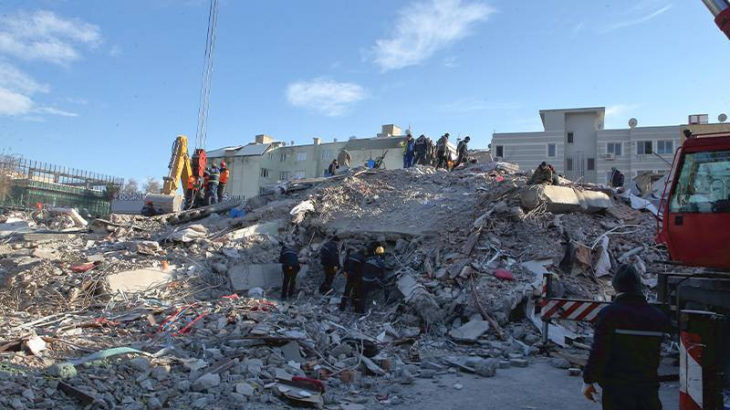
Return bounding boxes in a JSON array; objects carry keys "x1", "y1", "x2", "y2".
[{"x1": 394, "y1": 357, "x2": 679, "y2": 410}]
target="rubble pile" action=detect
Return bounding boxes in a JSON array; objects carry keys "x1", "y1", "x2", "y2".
[{"x1": 0, "y1": 163, "x2": 678, "y2": 408}]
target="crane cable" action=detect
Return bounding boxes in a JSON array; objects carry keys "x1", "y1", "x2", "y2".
[{"x1": 194, "y1": 0, "x2": 219, "y2": 150}]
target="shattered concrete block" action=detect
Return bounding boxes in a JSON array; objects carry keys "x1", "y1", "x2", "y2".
[
  {"x1": 228, "y1": 220, "x2": 284, "y2": 240},
  {"x1": 228, "y1": 264, "x2": 307, "y2": 292},
  {"x1": 474, "y1": 358, "x2": 498, "y2": 377},
  {"x1": 521, "y1": 185, "x2": 611, "y2": 213},
  {"x1": 449, "y1": 319, "x2": 489, "y2": 342},
  {"x1": 235, "y1": 382, "x2": 254, "y2": 396},
  {"x1": 192, "y1": 373, "x2": 220, "y2": 392},
  {"x1": 397, "y1": 273, "x2": 444, "y2": 324},
  {"x1": 107, "y1": 267, "x2": 173, "y2": 293}
]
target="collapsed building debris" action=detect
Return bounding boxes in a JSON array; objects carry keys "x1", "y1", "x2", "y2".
[{"x1": 0, "y1": 162, "x2": 680, "y2": 408}]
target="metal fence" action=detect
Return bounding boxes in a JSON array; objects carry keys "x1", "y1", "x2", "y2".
[{"x1": 0, "y1": 156, "x2": 124, "y2": 217}]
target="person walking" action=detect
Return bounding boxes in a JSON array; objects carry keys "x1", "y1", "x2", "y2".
[
  {"x1": 435, "y1": 133, "x2": 450, "y2": 169},
  {"x1": 455, "y1": 136, "x2": 470, "y2": 168},
  {"x1": 279, "y1": 242, "x2": 301, "y2": 300},
  {"x1": 402, "y1": 133, "x2": 416, "y2": 168},
  {"x1": 582, "y1": 264, "x2": 670, "y2": 410}
]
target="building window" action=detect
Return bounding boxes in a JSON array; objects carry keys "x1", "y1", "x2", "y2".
[
  {"x1": 547, "y1": 143, "x2": 556, "y2": 158},
  {"x1": 296, "y1": 152, "x2": 307, "y2": 162},
  {"x1": 280, "y1": 152, "x2": 288, "y2": 162},
  {"x1": 320, "y1": 150, "x2": 332, "y2": 160},
  {"x1": 607, "y1": 142, "x2": 622, "y2": 156},
  {"x1": 637, "y1": 141, "x2": 653, "y2": 155},
  {"x1": 495, "y1": 145, "x2": 504, "y2": 158},
  {"x1": 587, "y1": 158, "x2": 595, "y2": 171},
  {"x1": 567, "y1": 132, "x2": 574, "y2": 144},
  {"x1": 657, "y1": 140, "x2": 674, "y2": 154},
  {"x1": 260, "y1": 168, "x2": 269, "y2": 178},
  {"x1": 280, "y1": 171, "x2": 290, "y2": 181},
  {"x1": 293, "y1": 170, "x2": 305, "y2": 179},
  {"x1": 566, "y1": 158, "x2": 573, "y2": 171}
]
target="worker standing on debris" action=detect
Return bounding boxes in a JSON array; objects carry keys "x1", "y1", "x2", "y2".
[
  {"x1": 414, "y1": 134, "x2": 428, "y2": 165},
  {"x1": 609, "y1": 167, "x2": 624, "y2": 188},
  {"x1": 436, "y1": 133, "x2": 450, "y2": 169},
  {"x1": 582, "y1": 264, "x2": 670, "y2": 410},
  {"x1": 279, "y1": 242, "x2": 301, "y2": 300},
  {"x1": 207, "y1": 164, "x2": 220, "y2": 205},
  {"x1": 319, "y1": 235, "x2": 341, "y2": 294},
  {"x1": 217, "y1": 161, "x2": 229, "y2": 201},
  {"x1": 455, "y1": 136, "x2": 470, "y2": 168},
  {"x1": 339, "y1": 247, "x2": 365, "y2": 312},
  {"x1": 359, "y1": 244, "x2": 386, "y2": 313},
  {"x1": 327, "y1": 159, "x2": 339, "y2": 177},
  {"x1": 528, "y1": 161, "x2": 554, "y2": 185},
  {"x1": 402, "y1": 133, "x2": 416, "y2": 168}
]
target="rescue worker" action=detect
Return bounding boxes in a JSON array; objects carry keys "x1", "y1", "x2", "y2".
[
  {"x1": 359, "y1": 244, "x2": 386, "y2": 313},
  {"x1": 582, "y1": 264, "x2": 670, "y2": 410},
  {"x1": 327, "y1": 159, "x2": 339, "y2": 177},
  {"x1": 207, "y1": 163, "x2": 220, "y2": 205},
  {"x1": 339, "y1": 247, "x2": 365, "y2": 312},
  {"x1": 426, "y1": 137, "x2": 436, "y2": 166},
  {"x1": 455, "y1": 136, "x2": 470, "y2": 168},
  {"x1": 548, "y1": 164, "x2": 560, "y2": 185},
  {"x1": 141, "y1": 201, "x2": 158, "y2": 216},
  {"x1": 435, "y1": 133, "x2": 450, "y2": 169},
  {"x1": 610, "y1": 167, "x2": 625, "y2": 188},
  {"x1": 319, "y1": 235, "x2": 340, "y2": 294},
  {"x1": 202, "y1": 168, "x2": 211, "y2": 205},
  {"x1": 528, "y1": 161, "x2": 554, "y2": 185},
  {"x1": 185, "y1": 174, "x2": 197, "y2": 209},
  {"x1": 279, "y1": 241, "x2": 301, "y2": 300},
  {"x1": 414, "y1": 134, "x2": 428, "y2": 165},
  {"x1": 217, "y1": 161, "x2": 229, "y2": 201},
  {"x1": 402, "y1": 133, "x2": 416, "y2": 168}
]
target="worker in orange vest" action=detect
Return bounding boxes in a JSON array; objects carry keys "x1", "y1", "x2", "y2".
[
  {"x1": 218, "y1": 161, "x2": 229, "y2": 201},
  {"x1": 185, "y1": 174, "x2": 197, "y2": 209}
]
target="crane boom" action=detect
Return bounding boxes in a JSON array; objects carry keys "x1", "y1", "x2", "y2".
[{"x1": 195, "y1": 0, "x2": 219, "y2": 150}]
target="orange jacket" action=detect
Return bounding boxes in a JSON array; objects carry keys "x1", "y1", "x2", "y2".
[
  {"x1": 220, "y1": 168, "x2": 229, "y2": 184},
  {"x1": 187, "y1": 175, "x2": 196, "y2": 190}
]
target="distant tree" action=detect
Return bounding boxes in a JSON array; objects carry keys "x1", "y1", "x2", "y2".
[
  {"x1": 121, "y1": 178, "x2": 141, "y2": 196},
  {"x1": 143, "y1": 177, "x2": 162, "y2": 194}
]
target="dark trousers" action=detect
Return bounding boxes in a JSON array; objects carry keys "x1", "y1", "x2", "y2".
[
  {"x1": 319, "y1": 265, "x2": 338, "y2": 294},
  {"x1": 601, "y1": 385, "x2": 662, "y2": 410},
  {"x1": 436, "y1": 151, "x2": 447, "y2": 169},
  {"x1": 403, "y1": 153, "x2": 414, "y2": 168},
  {"x1": 184, "y1": 189, "x2": 194, "y2": 209},
  {"x1": 414, "y1": 151, "x2": 426, "y2": 165},
  {"x1": 217, "y1": 183, "x2": 226, "y2": 201},
  {"x1": 340, "y1": 272, "x2": 363, "y2": 312},
  {"x1": 281, "y1": 265, "x2": 300, "y2": 299},
  {"x1": 207, "y1": 183, "x2": 218, "y2": 205}
]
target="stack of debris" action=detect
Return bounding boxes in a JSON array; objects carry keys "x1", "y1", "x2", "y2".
[{"x1": 0, "y1": 163, "x2": 680, "y2": 408}]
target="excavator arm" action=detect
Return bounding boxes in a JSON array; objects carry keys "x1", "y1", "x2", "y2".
[
  {"x1": 702, "y1": 0, "x2": 730, "y2": 38},
  {"x1": 162, "y1": 135, "x2": 193, "y2": 195}
]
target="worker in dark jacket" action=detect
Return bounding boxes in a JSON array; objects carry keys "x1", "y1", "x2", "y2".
[
  {"x1": 413, "y1": 135, "x2": 428, "y2": 165},
  {"x1": 319, "y1": 235, "x2": 340, "y2": 294},
  {"x1": 528, "y1": 161, "x2": 554, "y2": 185},
  {"x1": 455, "y1": 136, "x2": 470, "y2": 168},
  {"x1": 583, "y1": 264, "x2": 670, "y2": 410},
  {"x1": 359, "y1": 244, "x2": 386, "y2": 313},
  {"x1": 339, "y1": 247, "x2": 365, "y2": 311},
  {"x1": 327, "y1": 159, "x2": 339, "y2": 177},
  {"x1": 610, "y1": 167, "x2": 625, "y2": 188},
  {"x1": 279, "y1": 242, "x2": 301, "y2": 300},
  {"x1": 207, "y1": 164, "x2": 220, "y2": 205},
  {"x1": 435, "y1": 133, "x2": 450, "y2": 169},
  {"x1": 402, "y1": 133, "x2": 416, "y2": 168}
]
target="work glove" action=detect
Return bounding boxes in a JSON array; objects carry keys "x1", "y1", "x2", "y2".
[{"x1": 582, "y1": 383, "x2": 598, "y2": 402}]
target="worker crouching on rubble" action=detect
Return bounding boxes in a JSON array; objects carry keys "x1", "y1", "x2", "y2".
[
  {"x1": 319, "y1": 235, "x2": 340, "y2": 294},
  {"x1": 339, "y1": 247, "x2": 365, "y2": 312},
  {"x1": 279, "y1": 241, "x2": 301, "y2": 300},
  {"x1": 582, "y1": 264, "x2": 670, "y2": 410},
  {"x1": 359, "y1": 243, "x2": 386, "y2": 314},
  {"x1": 528, "y1": 161, "x2": 556, "y2": 185}
]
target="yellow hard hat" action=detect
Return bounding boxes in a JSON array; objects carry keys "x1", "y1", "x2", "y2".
[{"x1": 375, "y1": 246, "x2": 385, "y2": 255}]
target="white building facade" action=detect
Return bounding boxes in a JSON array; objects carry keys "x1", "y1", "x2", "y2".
[{"x1": 491, "y1": 107, "x2": 681, "y2": 183}]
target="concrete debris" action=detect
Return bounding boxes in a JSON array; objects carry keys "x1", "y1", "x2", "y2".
[{"x1": 0, "y1": 162, "x2": 683, "y2": 409}]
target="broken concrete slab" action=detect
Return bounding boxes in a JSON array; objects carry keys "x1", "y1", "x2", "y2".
[
  {"x1": 280, "y1": 341, "x2": 303, "y2": 363},
  {"x1": 229, "y1": 220, "x2": 285, "y2": 240},
  {"x1": 449, "y1": 319, "x2": 489, "y2": 342},
  {"x1": 228, "y1": 264, "x2": 308, "y2": 292},
  {"x1": 0, "y1": 219, "x2": 32, "y2": 237},
  {"x1": 397, "y1": 273, "x2": 444, "y2": 324},
  {"x1": 521, "y1": 185, "x2": 612, "y2": 213},
  {"x1": 106, "y1": 267, "x2": 173, "y2": 293}
]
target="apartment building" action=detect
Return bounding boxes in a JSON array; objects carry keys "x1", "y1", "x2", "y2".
[
  {"x1": 491, "y1": 107, "x2": 730, "y2": 184},
  {"x1": 206, "y1": 125, "x2": 408, "y2": 199}
]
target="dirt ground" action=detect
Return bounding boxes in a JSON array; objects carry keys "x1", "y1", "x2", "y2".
[{"x1": 394, "y1": 358, "x2": 679, "y2": 410}]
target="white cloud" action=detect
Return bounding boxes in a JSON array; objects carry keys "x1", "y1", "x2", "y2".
[
  {"x1": 0, "y1": 87, "x2": 34, "y2": 116},
  {"x1": 0, "y1": 61, "x2": 50, "y2": 94},
  {"x1": 605, "y1": 104, "x2": 640, "y2": 117},
  {"x1": 35, "y1": 106, "x2": 78, "y2": 117},
  {"x1": 286, "y1": 78, "x2": 367, "y2": 117},
  {"x1": 600, "y1": 5, "x2": 672, "y2": 33},
  {"x1": 0, "y1": 10, "x2": 102, "y2": 65},
  {"x1": 371, "y1": 0, "x2": 494, "y2": 71}
]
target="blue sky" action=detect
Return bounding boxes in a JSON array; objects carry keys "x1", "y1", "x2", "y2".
[{"x1": 1, "y1": 0, "x2": 729, "y2": 184}]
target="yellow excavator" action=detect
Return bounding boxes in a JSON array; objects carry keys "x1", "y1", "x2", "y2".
[{"x1": 145, "y1": 0, "x2": 218, "y2": 212}]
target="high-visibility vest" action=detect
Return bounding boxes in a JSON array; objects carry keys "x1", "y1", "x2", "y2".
[{"x1": 220, "y1": 168, "x2": 229, "y2": 184}]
